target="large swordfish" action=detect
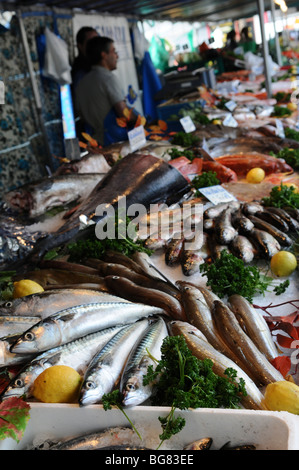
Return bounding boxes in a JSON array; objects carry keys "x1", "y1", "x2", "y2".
[{"x1": 26, "y1": 153, "x2": 190, "y2": 265}]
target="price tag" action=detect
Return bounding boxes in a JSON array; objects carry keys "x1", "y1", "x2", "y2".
[
  {"x1": 225, "y1": 100, "x2": 237, "y2": 112},
  {"x1": 128, "y1": 125, "x2": 146, "y2": 152},
  {"x1": 275, "y1": 119, "x2": 285, "y2": 139},
  {"x1": 198, "y1": 185, "x2": 237, "y2": 205},
  {"x1": 180, "y1": 115, "x2": 196, "y2": 133},
  {"x1": 222, "y1": 113, "x2": 238, "y2": 128}
]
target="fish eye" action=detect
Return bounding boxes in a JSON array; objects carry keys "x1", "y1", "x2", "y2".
[
  {"x1": 4, "y1": 301, "x2": 13, "y2": 308},
  {"x1": 24, "y1": 331, "x2": 35, "y2": 342},
  {"x1": 126, "y1": 384, "x2": 136, "y2": 391},
  {"x1": 112, "y1": 276, "x2": 119, "y2": 279},
  {"x1": 14, "y1": 378, "x2": 24, "y2": 387},
  {"x1": 85, "y1": 381, "x2": 95, "y2": 390}
]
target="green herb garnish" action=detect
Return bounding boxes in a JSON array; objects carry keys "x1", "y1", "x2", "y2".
[
  {"x1": 269, "y1": 147, "x2": 299, "y2": 171},
  {"x1": 0, "y1": 271, "x2": 16, "y2": 301},
  {"x1": 102, "y1": 390, "x2": 142, "y2": 440},
  {"x1": 143, "y1": 335, "x2": 247, "y2": 448},
  {"x1": 271, "y1": 105, "x2": 292, "y2": 117},
  {"x1": 262, "y1": 183, "x2": 299, "y2": 209},
  {"x1": 168, "y1": 148, "x2": 196, "y2": 161},
  {"x1": 171, "y1": 131, "x2": 200, "y2": 147},
  {"x1": 273, "y1": 279, "x2": 290, "y2": 295},
  {"x1": 199, "y1": 250, "x2": 273, "y2": 302},
  {"x1": 285, "y1": 127, "x2": 299, "y2": 142},
  {"x1": 192, "y1": 171, "x2": 220, "y2": 194}
]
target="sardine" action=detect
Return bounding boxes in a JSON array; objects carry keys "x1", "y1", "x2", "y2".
[
  {"x1": 49, "y1": 427, "x2": 142, "y2": 450},
  {"x1": 248, "y1": 229, "x2": 280, "y2": 259},
  {"x1": 229, "y1": 235, "x2": 256, "y2": 263},
  {"x1": 1, "y1": 325, "x2": 124, "y2": 400},
  {"x1": 184, "y1": 437, "x2": 213, "y2": 450},
  {"x1": 181, "y1": 232, "x2": 209, "y2": 276},
  {"x1": 121, "y1": 317, "x2": 168, "y2": 407},
  {"x1": 169, "y1": 320, "x2": 266, "y2": 410},
  {"x1": 204, "y1": 202, "x2": 240, "y2": 219},
  {"x1": 10, "y1": 300, "x2": 163, "y2": 354},
  {"x1": 0, "y1": 334, "x2": 35, "y2": 367},
  {"x1": 104, "y1": 275, "x2": 186, "y2": 321},
  {"x1": 165, "y1": 236, "x2": 184, "y2": 266},
  {"x1": 231, "y1": 208, "x2": 254, "y2": 234},
  {"x1": 214, "y1": 208, "x2": 238, "y2": 245},
  {"x1": 242, "y1": 202, "x2": 264, "y2": 216},
  {"x1": 0, "y1": 315, "x2": 41, "y2": 337},
  {"x1": 248, "y1": 215, "x2": 293, "y2": 246},
  {"x1": 255, "y1": 209, "x2": 290, "y2": 233},
  {"x1": 79, "y1": 320, "x2": 149, "y2": 406},
  {"x1": 228, "y1": 294, "x2": 278, "y2": 361},
  {"x1": 265, "y1": 207, "x2": 299, "y2": 232},
  {"x1": 212, "y1": 300, "x2": 284, "y2": 386}
]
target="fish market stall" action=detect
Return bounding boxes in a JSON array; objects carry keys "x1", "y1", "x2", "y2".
[{"x1": 1, "y1": 29, "x2": 299, "y2": 452}]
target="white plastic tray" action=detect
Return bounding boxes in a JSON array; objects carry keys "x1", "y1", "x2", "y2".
[{"x1": 1, "y1": 404, "x2": 299, "y2": 450}]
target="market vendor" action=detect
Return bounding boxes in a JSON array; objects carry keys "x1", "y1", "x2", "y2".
[{"x1": 75, "y1": 35, "x2": 138, "y2": 146}]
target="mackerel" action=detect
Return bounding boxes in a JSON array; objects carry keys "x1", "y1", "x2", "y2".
[
  {"x1": 121, "y1": 317, "x2": 168, "y2": 406},
  {"x1": 79, "y1": 319, "x2": 150, "y2": 406},
  {"x1": 1, "y1": 324, "x2": 125, "y2": 400},
  {"x1": 10, "y1": 301, "x2": 163, "y2": 354},
  {"x1": 169, "y1": 320, "x2": 266, "y2": 411},
  {"x1": 0, "y1": 315, "x2": 41, "y2": 337}
]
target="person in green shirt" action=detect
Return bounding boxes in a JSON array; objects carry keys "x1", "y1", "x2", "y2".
[{"x1": 240, "y1": 26, "x2": 257, "y2": 54}]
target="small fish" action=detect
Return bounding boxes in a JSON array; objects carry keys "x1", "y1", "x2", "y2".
[
  {"x1": 1, "y1": 325, "x2": 124, "y2": 400},
  {"x1": 248, "y1": 215, "x2": 293, "y2": 246},
  {"x1": 212, "y1": 300, "x2": 284, "y2": 386},
  {"x1": 165, "y1": 236, "x2": 184, "y2": 266},
  {"x1": 0, "y1": 315, "x2": 41, "y2": 337},
  {"x1": 214, "y1": 208, "x2": 238, "y2": 245},
  {"x1": 255, "y1": 209, "x2": 290, "y2": 233},
  {"x1": 184, "y1": 437, "x2": 213, "y2": 450},
  {"x1": 231, "y1": 208, "x2": 254, "y2": 234},
  {"x1": 204, "y1": 202, "x2": 240, "y2": 219},
  {"x1": 248, "y1": 229, "x2": 280, "y2": 259},
  {"x1": 121, "y1": 317, "x2": 168, "y2": 407},
  {"x1": 229, "y1": 235, "x2": 256, "y2": 263},
  {"x1": 79, "y1": 320, "x2": 149, "y2": 406},
  {"x1": 266, "y1": 207, "x2": 299, "y2": 232},
  {"x1": 49, "y1": 427, "x2": 142, "y2": 450},
  {"x1": 10, "y1": 300, "x2": 163, "y2": 354},
  {"x1": 228, "y1": 294, "x2": 278, "y2": 361},
  {"x1": 242, "y1": 202, "x2": 264, "y2": 216},
  {"x1": 181, "y1": 232, "x2": 209, "y2": 276},
  {"x1": 169, "y1": 320, "x2": 266, "y2": 410}
]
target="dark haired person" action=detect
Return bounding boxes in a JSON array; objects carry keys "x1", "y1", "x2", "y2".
[
  {"x1": 76, "y1": 36, "x2": 137, "y2": 146},
  {"x1": 71, "y1": 26, "x2": 99, "y2": 89}
]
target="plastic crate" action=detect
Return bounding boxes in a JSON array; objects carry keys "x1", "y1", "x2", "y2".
[{"x1": 157, "y1": 99, "x2": 205, "y2": 131}]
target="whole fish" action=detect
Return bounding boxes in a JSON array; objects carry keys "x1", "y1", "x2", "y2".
[
  {"x1": 165, "y1": 236, "x2": 185, "y2": 266},
  {"x1": 212, "y1": 300, "x2": 284, "y2": 386},
  {"x1": 231, "y1": 208, "x2": 254, "y2": 234},
  {"x1": 248, "y1": 229, "x2": 280, "y2": 259},
  {"x1": 0, "y1": 289, "x2": 126, "y2": 318},
  {"x1": 255, "y1": 209, "x2": 290, "y2": 233},
  {"x1": 104, "y1": 275, "x2": 186, "y2": 321},
  {"x1": 102, "y1": 250, "x2": 150, "y2": 276},
  {"x1": 0, "y1": 315, "x2": 40, "y2": 338},
  {"x1": 248, "y1": 215, "x2": 293, "y2": 246},
  {"x1": 204, "y1": 201, "x2": 240, "y2": 219},
  {"x1": 176, "y1": 282, "x2": 251, "y2": 374},
  {"x1": 12, "y1": 269, "x2": 107, "y2": 290},
  {"x1": 184, "y1": 437, "x2": 213, "y2": 450},
  {"x1": 229, "y1": 235, "x2": 256, "y2": 263},
  {"x1": 49, "y1": 427, "x2": 142, "y2": 451},
  {"x1": 181, "y1": 232, "x2": 209, "y2": 276},
  {"x1": 10, "y1": 300, "x2": 163, "y2": 354},
  {"x1": 228, "y1": 294, "x2": 278, "y2": 361},
  {"x1": 1, "y1": 325, "x2": 124, "y2": 400},
  {"x1": 3, "y1": 173, "x2": 102, "y2": 218},
  {"x1": 169, "y1": 320, "x2": 266, "y2": 410},
  {"x1": 79, "y1": 320, "x2": 149, "y2": 406},
  {"x1": 121, "y1": 317, "x2": 168, "y2": 407},
  {"x1": 265, "y1": 207, "x2": 299, "y2": 232},
  {"x1": 131, "y1": 252, "x2": 166, "y2": 281},
  {"x1": 0, "y1": 334, "x2": 35, "y2": 367},
  {"x1": 214, "y1": 208, "x2": 238, "y2": 245}
]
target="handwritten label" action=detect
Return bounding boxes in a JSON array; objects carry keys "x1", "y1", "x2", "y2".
[
  {"x1": 128, "y1": 125, "x2": 146, "y2": 152},
  {"x1": 198, "y1": 185, "x2": 237, "y2": 205},
  {"x1": 225, "y1": 100, "x2": 237, "y2": 112},
  {"x1": 180, "y1": 115, "x2": 196, "y2": 133},
  {"x1": 222, "y1": 113, "x2": 238, "y2": 128}
]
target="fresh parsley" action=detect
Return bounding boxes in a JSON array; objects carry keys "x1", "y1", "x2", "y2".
[
  {"x1": 262, "y1": 183, "x2": 299, "y2": 209},
  {"x1": 192, "y1": 171, "x2": 220, "y2": 194},
  {"x1": 269, "y1": 147, "x2": 299, "y2": 171},
  {"x1": 171, "y1": 131, "x2": 200, "y2": 147},
  {"x1": 168, "y1": 148, "x2": 196, "y2": 161}
]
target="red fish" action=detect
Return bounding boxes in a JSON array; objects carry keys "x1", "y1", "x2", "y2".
[
  {"x1": 201, "y1": 160, "x2": 238, "y2": 182},
  {"x1": 215, "y1": 154, "x2": 293, "y2": 177}
]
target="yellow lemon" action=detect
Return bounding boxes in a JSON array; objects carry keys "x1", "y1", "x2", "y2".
[
  {"x1": 270, "y1": 251, "x2": 297, "y2": 277},
  {"x1": 33, "y1": 365, "x2": 82, "y2": 403},
  {"x1": 13, "y1": 279, "x2": 44, "y2": 298},
  {"x1": 212, "y1": 119, "x2": 222, "y2": 125},
  {"x1": 287, "y1": 102, "x2": 297, "y2": 112},
  {"x1": 264, "y1": 381, "x2": 299, "y2": 414},
  {"x1": 246, "y1": 167, "x2": 266, "y2": 184}
]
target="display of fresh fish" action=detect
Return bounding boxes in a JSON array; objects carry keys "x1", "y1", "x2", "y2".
[
  {"x1": 0, "y1": 289, "x2": 125, "y2": 318},
  {"x1": 231, "y1": 208, "x2": 255, "y2": 234},
  {"x1": 248, "y1": 228, "x2": 281, "y2": 259},
  {"x1": 3, "y1": 174, "x2": 102, "y2": 219},
  {"x1": 79, "y1": 320, "x2": 149, "y2": 406},
  {"x1": 204, "y1": 201, "x2": 240, "y2": 219},
  {"x1": 229, "y1": 235, "x2": 256, "y2": 263},
  {"x1": 169, "y1": 320, "x2": 266, "y2": 410},
  {"x1": 48, "y1": 427, "x2": 142, "y2": 450},
  {"x1": 121, "y1": 317, "x2": 168, "y2": 407},
  {"x1": 228, "y1": 295, "x2": 278, "y2": 361},
  {"x1": 1, "y1": 325, "x2": 124, "y2": 400},
  {"x1": 214, "y1": 208, "x2": 238, "y2": 245},
  {"x1": 104, "y1": 275, "x2": 186, "y2": 321},
  {"x1": 212, "y1": 300, "x2": 284, "y2": 386},
  {"x1": 248, "y1": 215, "x2": 293, "y2": 246},
  {"x1": 181, "y1": 232, "x2": 209, "y2": 276},
  {"x1": 10, "y1": 300, "x2": 163, "y2": 354},
  {"x1": 265, "y1": 207, "x2": 299, "y2": 231}
]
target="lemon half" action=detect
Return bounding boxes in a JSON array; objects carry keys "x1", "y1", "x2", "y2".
[{"x1": 33, "y1": 365, "x2": 82, "y2": 403}]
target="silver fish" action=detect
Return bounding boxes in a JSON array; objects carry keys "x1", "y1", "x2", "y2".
[
  {"x1": 10, "y1": 300, "x2": 163, "y2": 354},
  {"x1": 1, "y1": 325, "x2": 124, "y2": 400},
  {"x1": 0, "y1": 334, "x2": 35, "y2": 367},
  {"x1": 169, "y1": 320, "x2": 266, "y2": 411},
  {"x1": 255, "y1": 209, "x2": 290, "y2": 233},
  {"x1": 79, "y1": 320, "x2": 149, "y2": 406},
  {"x1": 181, "y1": 232, "x2": 209, "y2": 276},
  {"x1": 212, "y1": 300, "x2": 284, "y2": 386},
  {"x1": 0, "y1": 315, "x2": 41, "y2": 337},
  {"x1": 228, "y1": 294, "x2": 278, "y2": 361},
  {"x1": 231, "y1": 208, "x2": 254, "y2": 234},
  {"x1": 121, "y1": 317, "x2": 168, "y2": 407},
  {"x1": 229, "y1": 235, "x2": 256, "y2": 263},
  {"x1": 248, "y1": 215, "x2": 293, "y2": 247},
  {"x1": 214, "y1": 208, "x2": 238, "y2": 245},
  {"x1": 248, "y1": 229, "x2": 280, "y2": 259},
  {"x1": 0, "y1": 289, "x2": 126, "y2": 318},
  {"x1": 49, "y1": 427, "x2": 142, "y2": 450},
  {"x1": 204, "y1": 202, "x2": 240, "y2": 219},
  {"x1": 265, "y1": 207, "x2": 299, "y2": 232}
]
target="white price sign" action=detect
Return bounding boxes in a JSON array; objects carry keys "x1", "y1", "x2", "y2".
[
  {"x1": 180, "y1": 115, "x2": 196, "y2": 133},
  {"x1": 198, "y1": 185, "x2": 237, "y2": 205},
  {"x1": 128, "y1": 125, "x2": 146, "y2": 152}
]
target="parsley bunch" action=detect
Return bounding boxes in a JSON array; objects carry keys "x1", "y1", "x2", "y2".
[
  {"x1": 192, "y1": 171, "x2": 220, "y2": 194},
  {"x1": 171, "y1": 131, "x2": 200, "y2": 147},
  {"x1": 269, "y1": 147, "x2": 299, "y2": 171},
  {"x1": 143, "y1": 335, "x2": 246, "y2": 448},
  {"x1": 262, "y1": 183, "x2": 299, "y2": 209},
  {"x1": 199, "y1": 250, "x2": 272, "y2": 302},
  {"x1": 168, "y1": 148, "x2": 196, "y2": 161}
]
